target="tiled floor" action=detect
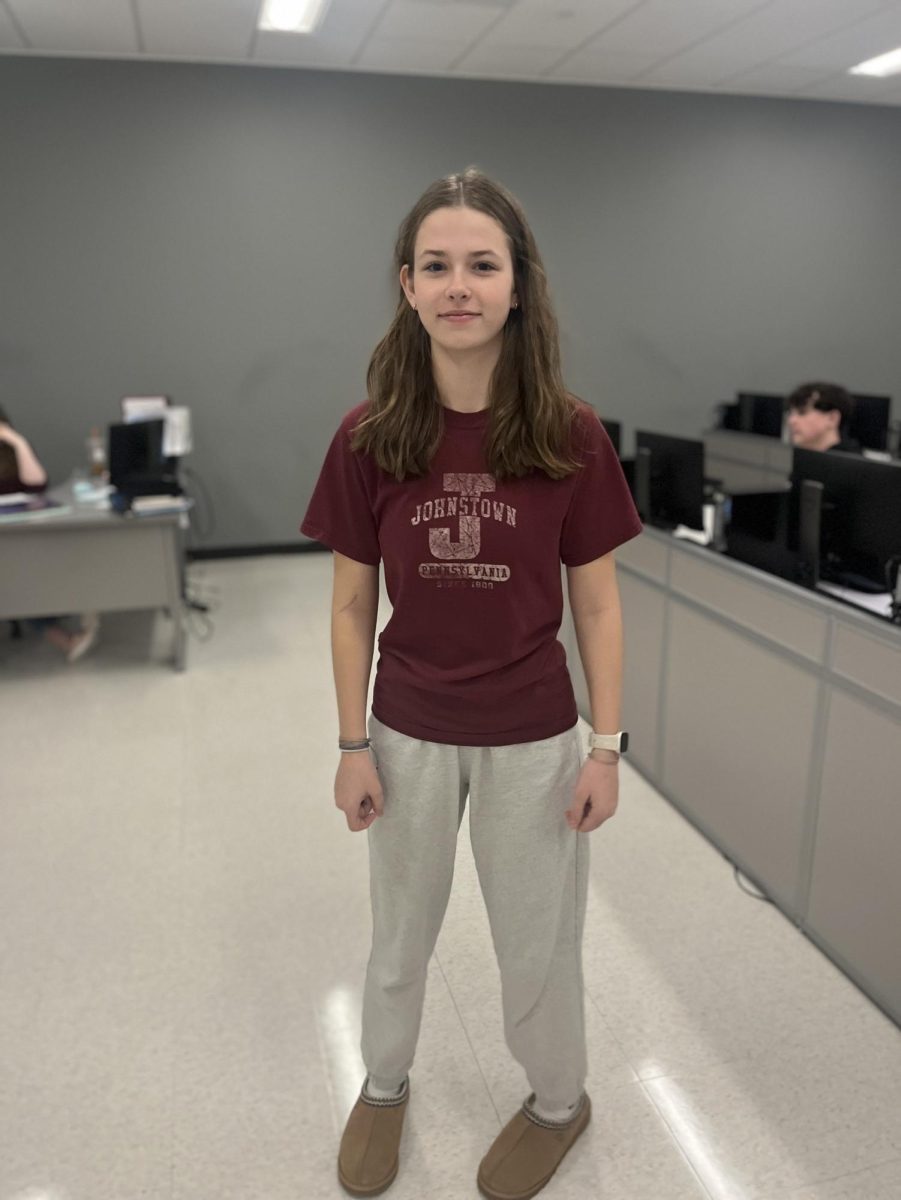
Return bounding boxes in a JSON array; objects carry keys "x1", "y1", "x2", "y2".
[{"x1": 1, "y1": 553, "x2": 900, "y2": 1200}]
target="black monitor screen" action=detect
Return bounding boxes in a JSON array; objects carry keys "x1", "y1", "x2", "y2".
[
  {"x1": 600, "y1": 418, "x2": 621, "y2": 458},
  {"x1": 108, "y1": 420, "x2": 177, "y2": 494},
  {"x1": 635, "y1": 431, "x2": 705, "y2": 531},
  {"x1": 791, "y1": 448, "x2": 901, "y2": 586},
  {"x1": 736, "y1": 392, "x2": 785, "y2": 438},
  {"x1": 849, "y1": 394, "x2": 891, "y2": 452}
]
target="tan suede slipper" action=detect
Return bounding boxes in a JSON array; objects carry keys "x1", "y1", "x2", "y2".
[
  {"x1": 337, "y1": 1078, "x2": 410, "y2": 1197},
  {"x1": 477, "y1": 1093, "x2": 591, "y2": 1200}
]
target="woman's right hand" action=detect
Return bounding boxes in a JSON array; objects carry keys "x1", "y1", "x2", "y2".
[{"x1": 334, "y1": 752, "x2": 384, "y2": 832}]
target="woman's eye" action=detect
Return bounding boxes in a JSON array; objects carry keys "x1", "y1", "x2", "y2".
[{"x1": 422, "y1": 261, "x2": 496, "y2": 272}]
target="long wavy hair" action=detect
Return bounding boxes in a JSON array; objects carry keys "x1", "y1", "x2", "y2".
[{"x1": 351, "y1": 168, "x2": 583, "y2": 481}]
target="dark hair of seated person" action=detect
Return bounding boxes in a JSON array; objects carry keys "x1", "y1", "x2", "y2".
[{"x1": 786, "y1": 382, "x2": 852, "y2": 428}]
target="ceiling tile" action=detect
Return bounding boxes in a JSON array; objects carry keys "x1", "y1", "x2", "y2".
[
  {"x1": 588, "y1": 0, "x2": 769, "y2": 59},
  {"x1": 373, "y1": 0, "x2": 506, "y2": 42},
  {"x1": 483, "y1": 0, "x2": 642, "y2": 52},
  {"x1": 550, "y1": 48, "x2": 661, "y2": 83},
  {"x1": 637, "y1": 0, "x2": 896, "y2": 84},
  {"x1": 139, "y1": 0, "x2": 257, "y2": 59},
  {"x1": 776, "y1": 6, "x2": 901, "y2": 71},
  {"x1": 254, "y1": 0, "x2": 384, "y2": 64},
  {"x1": 7, "y1": 0, "x2": 139, "y2": 54},
  {"x1": 454, "y1": 41, "x2": 567, "y2": 76},
  {"x1": 356, "y1": 33, "x2": 472, "y2": 71},
  {"x1": 254, "y1": 30, "x2": 357, "y2": 68}
]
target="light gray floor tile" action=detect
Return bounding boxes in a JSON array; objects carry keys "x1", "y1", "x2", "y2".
[
  {"x1": 642, "y1": 1044, "x2": 901, "y2": 1199},
  {"x1": 762, "y1": 1157, "x2": 901, "y2": 1200},
  {"x1": 2, "y1": 554, "x2": 900, "y2": 1200}
]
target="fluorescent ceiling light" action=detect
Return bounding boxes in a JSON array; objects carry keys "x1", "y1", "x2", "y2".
[
  {"x1": 258, "y1": 0, "x2": 331, "y2": 34},
  {"x1": 849, "y1": 46, "x2": 901, "y2": 77}
]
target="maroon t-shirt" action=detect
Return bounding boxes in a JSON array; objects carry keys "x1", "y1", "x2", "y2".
[{"x1": 301, "y1": 401, "x2": 642, "y2": 746}]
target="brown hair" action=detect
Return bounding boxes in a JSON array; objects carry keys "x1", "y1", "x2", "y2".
[
  {"x1": 351, "y1": 167, "x2": 582, "y2": 481},
  {"x1": 786, "y1": 382, "x2": 854, "y2": 430}
]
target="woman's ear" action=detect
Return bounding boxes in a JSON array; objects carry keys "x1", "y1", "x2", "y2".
[{"x1": 400, "y1": 264, "x2": 415, "y2": 308}]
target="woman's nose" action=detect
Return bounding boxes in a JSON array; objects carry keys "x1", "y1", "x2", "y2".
[{"x1": 445, "y1": 269, "x2": 470, "y2": 296}]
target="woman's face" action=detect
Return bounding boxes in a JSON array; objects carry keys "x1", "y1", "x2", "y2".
[{"x1": 400, "y1": 206, "x2": 517, "y2": 357}]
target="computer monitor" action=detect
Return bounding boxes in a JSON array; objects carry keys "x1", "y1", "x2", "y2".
[
  {"x1": 634, "y1": 431, "x2": 705, "y2": 531},
  {"x1": 600, "y1": 418, "x2": 621, "y2": 457},
  {"x1": 848, "y1": 393, "x2": 891, "y2": 452},
  {"x1": 791, "y1": 448, "x2": 901, "y2": 589},
  {"x1": 736, "y1": 392, "x2": 785, "y2": 438},
  {"x1": 108, "y1": 419, "x2": 180, "y2": 497},
  {"x1": 121, "y1": 395, "x2": 170, "y2": 423}
]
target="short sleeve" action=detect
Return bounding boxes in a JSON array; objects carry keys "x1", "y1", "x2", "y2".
[
  {"x1": 560, "y1": 407, "x2": 643, "y2": 566},
  {"x1": 300, "y1": 407, "x2": 381, "y2": 566}
]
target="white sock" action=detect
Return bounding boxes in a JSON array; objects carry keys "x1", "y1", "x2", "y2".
[
  {"x1": 363, "y1": 1076, "x2": 405, "y2": 1100},
  {"x1": 530, "y1": 1096, "x2": 579, "y2": 1123}
]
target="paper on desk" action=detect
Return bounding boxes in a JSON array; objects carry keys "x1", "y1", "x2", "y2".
[
  {"x1": 0, "y1": 492, "x2": 30, "y2": 506},
  {"x1": 673, "y1": 502, "x2": 717, "y2": 546},
  {"x1": 817, "y1": 582, "x2": 893, "y2": 618},
  {"x1": 673, "y1": 524, "x2": 710, "y2": 545}
]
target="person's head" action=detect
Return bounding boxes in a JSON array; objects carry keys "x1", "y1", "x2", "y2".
[
  {"x1": 786, "y1": 383, "x2": 853, "y2": 452},
  {"x1": 397, "y1": 174, "x2": 522, "y2": 361},
  {"x1": 356, "y1": 167, "x2": 580, "y2": 481}
]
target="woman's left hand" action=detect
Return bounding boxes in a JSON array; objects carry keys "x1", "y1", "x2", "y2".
[{"x1": 565, "y1": 755, "x2": 619, "y2": 832}]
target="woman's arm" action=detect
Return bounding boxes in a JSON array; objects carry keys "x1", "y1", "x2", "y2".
[
  {"x1": 566, "y1": 552, "x2": 623, "y2": 746},
  {"x1": 331, "y1": 551, "x2": 380, "y2": 740},
  {"x1": 563, "y1": 552, "x2": 624, "y2": 831},
  {"x1": 331, "y1": 551, "x2": 384, "y2": 831},
  {"x1": 0, "y1": 423, "x2": 48, "y2": 488}
]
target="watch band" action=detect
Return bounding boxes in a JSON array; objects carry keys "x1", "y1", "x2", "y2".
[{"x1": 588, "y1": 731, "x2": 629, "y2": 754}]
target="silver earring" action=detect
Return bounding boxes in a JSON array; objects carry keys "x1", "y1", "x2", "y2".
[
  {"x1": 512, "y1": 300, "x2": 519, "y2": 309},
  {"x1": 411, "y1": 300, "x2": 416, "y2": 310}
]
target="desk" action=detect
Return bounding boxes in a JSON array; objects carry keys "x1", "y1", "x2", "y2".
[
  {"x1": 0, "y1": 485, "x2": 188, "y2": 670},
  {"x1": 560, "y1": 528, "x2": 901, "y2": 1027}
]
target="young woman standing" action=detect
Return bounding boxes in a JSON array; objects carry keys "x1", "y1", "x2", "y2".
[{"x1": 301, "y1": 168, "x2": 641, "y2": 1199}]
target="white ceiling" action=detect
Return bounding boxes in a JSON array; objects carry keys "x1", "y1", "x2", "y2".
[{"x1": 2, "y1": 0, "x2": 901, "y2": 107}]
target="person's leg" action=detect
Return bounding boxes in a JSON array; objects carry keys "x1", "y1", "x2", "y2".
[
  {"x1": 23, "y1": 614, "x2": 98, "y2": 661},
  {"x1": 468, "y1": 723, "x2": 589, "y2": 1112},
  {"x1": 25, "y1": 616, "x2": 72, "y2": 655},
  {"x1": 42, "y1": 622, "x2": 74, "y2": 654},
  {"x1": 361, "y1": 715, "x2": 468, "y2": 1091},
  {"x1": 339, "y1": 717, "x2": 467, "y2": 1196},
  {"x1": 67, "y1": 612, "x2": 99, "y2": 662},
  {"x1": 468, "y1": 724, "x2": 591, "y2": 1200}
]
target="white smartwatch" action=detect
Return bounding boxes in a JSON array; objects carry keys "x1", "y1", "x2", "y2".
[{"x1": 588, "y1": 731, "x2": 629, "y2": 754}]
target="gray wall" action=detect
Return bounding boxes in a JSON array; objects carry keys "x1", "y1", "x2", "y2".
[{"x1": 2, "y1": 56, "x2": 900, "y2": 549}]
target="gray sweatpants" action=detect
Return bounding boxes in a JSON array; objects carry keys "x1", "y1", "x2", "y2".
[{"x1": 362, "y1": 713, "x2": 589, "y2": 1112}]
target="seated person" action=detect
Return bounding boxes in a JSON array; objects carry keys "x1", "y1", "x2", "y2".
[
  {"x1": 786, "y1": 382, "x2": 861, "y2": 454},
  {"x1": 1, "y1": 405, "x2": 99, "y2": 662}
]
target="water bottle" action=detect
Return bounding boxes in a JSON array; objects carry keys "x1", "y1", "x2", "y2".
[{"x1": 87, "y1": 427, "x2": 107, "y2": 480}]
